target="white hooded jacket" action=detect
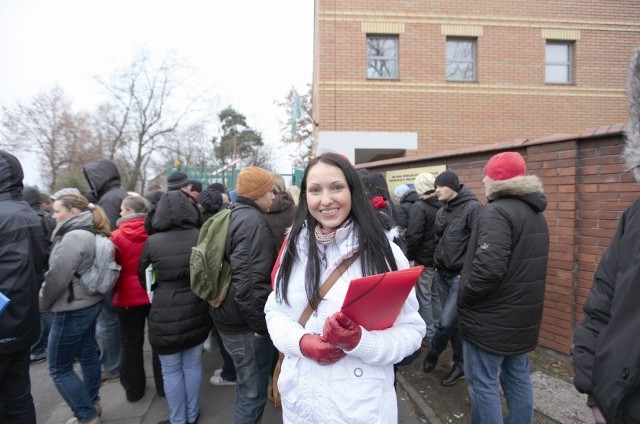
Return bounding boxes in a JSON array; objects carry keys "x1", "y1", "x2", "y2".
[{"x1": 265, "y1": 224, "x2": 425, "y2": 424}]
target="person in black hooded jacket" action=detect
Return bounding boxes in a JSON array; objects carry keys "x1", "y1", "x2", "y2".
[
  {"x1": 83, "y1": 158, "x2": 129, "y2": 381},
  {"x1": 138, "y1": 190, "x2": 212, "y2": 424},
  {"x1": 0, "y1": 151, "x2": 45, "y2": 424},
  {"x1": 458, "y1": 152, "x2": 549, "y2": 424}
]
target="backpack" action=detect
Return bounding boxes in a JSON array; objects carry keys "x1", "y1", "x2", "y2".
[
  {"x1": 74, "y1": 233, "x2": 122, "y2": 295},
  {"x1": 189, "y1": 208, "x2": 232, "y2": 307}
]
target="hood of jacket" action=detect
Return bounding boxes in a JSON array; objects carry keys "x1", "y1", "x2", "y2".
[
  {"x1": 487, "y1": 175, "x2": 547, "y2": 213},
  {"x1": 83, "y1": 158, "x2": 122, "y2": 199},
  {"x1": 52, "y1": 210, "x2": 94, "y2": 241},
  {"x1": 269, "y1": 191, "x2": 295, "y2": 215},
  {"x1": 116, "y1": 214, "x2": 148, "y2": 243},
  {"x1": 400, "y1": 189, "x2": 420, "y2": 204},
  {"x1": 151, "y1": 190, "x2": 200, "y2": 232},
  {"x1": 0, "y1": 151, "x2": 24, "y2": 201}
]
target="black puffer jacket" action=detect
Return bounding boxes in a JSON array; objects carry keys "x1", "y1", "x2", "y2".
[
  {"x1": 458, "y1": 175, "x2": 548, "y2": 355},
  {"x1": 405, "y1": 194, "x2": 441, "y2": 266},
  {"x1": 573, "y1": 198, "x2": 640, "y2": 424},
  {"x1": 433, "y1": 186, "x2": 482, "y2": 274},
  {"x1": 138, "y1": 190, "x2": 212, "y2": 355},
  {"x1": 0, "y1": 152, "x2": 45, "y2": 355},
  {"x1": 396, "y1": 189, "x2": 420, "y2": 230},
  {"x1": 83, "y1": 159, "x2": 128, "y2": 230},
  {"x1": 264, "y1": 191, "x2": 296, "y2": 249},
  {"x1": 210, "y1": 196, "x2": 277, "y2": 335}
]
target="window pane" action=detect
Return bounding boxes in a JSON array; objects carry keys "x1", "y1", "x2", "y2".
[
  {"x1": 367, "y1": 59, "x2": 397, "y2": 78},
  {"x1": 446, "y1": 40, "x2": 474, "y2": 61},
  {"x1": 447, "y1": 62, "x2": 474, "y2": 81},
  {"x1": 546, "y1": 65, "x2": 570, "y2": 83},
  {"x1": 546, "y1": 44, "x2": 569, "y2": 63},
  {"x1": 367, "y1": 38, "x2": 397, "y2": 59}
]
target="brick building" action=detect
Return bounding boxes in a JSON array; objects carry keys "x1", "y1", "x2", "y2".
[
  {"x1": 312, "y1": 0, "x2": 640, "y2": 163},
  {"x1": 357, "y1": 123, "x2": 636, "y2": 355}
]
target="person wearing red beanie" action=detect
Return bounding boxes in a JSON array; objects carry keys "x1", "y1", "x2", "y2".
[{"x1": 458, "y1": 151, "x2": 549, "y2": 424}]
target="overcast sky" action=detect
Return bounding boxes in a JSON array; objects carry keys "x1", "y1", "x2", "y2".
[{"x1": 0, "y1": 0, "x2": 314, "y2": 185}]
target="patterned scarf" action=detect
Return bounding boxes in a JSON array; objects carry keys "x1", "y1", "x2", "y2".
[{"x1": 314, "y1": 218, "x2": 352, "y2": 245}]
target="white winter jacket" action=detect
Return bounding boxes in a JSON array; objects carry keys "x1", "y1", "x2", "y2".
[{"x1": 265, "y1": 225, "x2": 426, "y2": 424}]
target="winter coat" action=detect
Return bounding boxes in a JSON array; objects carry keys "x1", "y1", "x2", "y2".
[
  {"x1": 138, "y1": 191, "x2": 212, "y2": 355},
  {"x1": 265, "y1": 225, "x2": 425, "y2": 424},
  {"x1": 458, "y1": 175, "x2": 549, "y2": 355},
  {"x1": 83, "y1": 158, "x2": 128, "y2": 230},
  {"x1": 264, "y1": 191, "x2": 296, "y2": 249},
  {"x1": 0, "y1": 152, "x2": 45, "y2": 354},
  {"x1": 22, "y1": 186, "x2": 55, "y2": 266},
  {"x1": 209, "y1": 196, "x2": 277, "y2": 336},
  {"x1": 111, "y1": 214, "x2": 149, "y2": 308},
  {"x1": 405, "y1": 194, "x2": 440, "y2": 267},
  {"x1": 40, "y1": 211, "x2": 104, "y2": 313},
  {"x1": 573, "y1": 198, "x2": 640, "y2": 424},
  {"x1": 396, "y1": 189, "x2": 420, "y2": 230},
  {"x1": 433, "y1": 185, "x2": 482, "y2": 275}
]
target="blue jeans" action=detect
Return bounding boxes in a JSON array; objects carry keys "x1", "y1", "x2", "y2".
[
  {"x1": 463, "y1": 339, "x2": 534, "y2": 424},
  {"x1": 0, "y1": 347, "x2": 36, "y2": 423},
  {"x1": 219, "y1": 331, "x2": 273, "y2": 424},
  {"x1": 31, "y1": 311, "x2": 52, "y2": 357},
  {"x1": 430, "y1": 271, "x2": 463, "y2": 368},
  {"x1": 96, "y1": 293, "x2": 121, "y2": 374},
  {"x1": 48, "y1": 302, "x2": 102, "y2": 422},
  {"x1": 158, "y1": 343, "x2": 204, "y2": 424},
  {"x1": 415, "y1": 266, "x2": 441, "y2": 340}
]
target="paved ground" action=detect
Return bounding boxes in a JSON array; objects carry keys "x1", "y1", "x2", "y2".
[{"x1": 31, "y1": 338, "x2": 423, "y2": 423}]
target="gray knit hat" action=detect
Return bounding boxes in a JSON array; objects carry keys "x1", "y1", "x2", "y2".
[
  {"x1": 50, "y1": 187, "x2": 81, "y2": 200},
  {"x1": 167, "y1": 171, "x2": 191, "y2": 190}
]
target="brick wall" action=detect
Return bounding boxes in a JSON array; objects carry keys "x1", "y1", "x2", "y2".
[
  {"x1": 314, "y1": 0, "x2": 640, "y2": 156},
  {"x1": 358, "y1": 123, "x2": 637, "y2": 355}
]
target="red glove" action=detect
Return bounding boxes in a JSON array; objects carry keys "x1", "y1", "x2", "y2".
[
  {"x1": 323, "y1": 312, "x2": 362, "y2": 351},
  {"x1": 299, "y1": 334, "x2": 346, "y2": 365}
]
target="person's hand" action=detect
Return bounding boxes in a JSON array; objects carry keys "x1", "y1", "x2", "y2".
[
  {"x1": 299, "y1": 334, "x2": 346, "y2": 365},
  {"x1": 592, "y1": 406, "x2": 606, "y2": 424},
  {"x1": 323, "y1": 312, "x2": 362, "y2": 351}
]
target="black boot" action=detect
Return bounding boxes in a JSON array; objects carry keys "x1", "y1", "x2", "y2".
[
  {"x1": 422, "y1": 351, "x2": 439, "y2": 373},
  {"x1": 441, "y1": 366, "x2": 465, "y2": 386}
]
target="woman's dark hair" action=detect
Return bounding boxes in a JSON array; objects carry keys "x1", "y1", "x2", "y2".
[{"x1": 275, "y1": 152, "x2": 398, "y2": 308}]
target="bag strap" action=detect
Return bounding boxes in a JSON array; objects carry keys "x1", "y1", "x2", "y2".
[{"x1": 298, "y1": 252, "x2": 359, "y2": 327}]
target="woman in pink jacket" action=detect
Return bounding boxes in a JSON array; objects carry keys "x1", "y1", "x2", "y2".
[{"x1": 111, "y1": 195, "x2": 163, "y2": 401}]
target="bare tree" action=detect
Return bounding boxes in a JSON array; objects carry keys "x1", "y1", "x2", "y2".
[
  {"x1": 95, "y1": 49, "x2": 195, "y2": 192},
  {"x1": 276, "y1": 84, "x2": 315, "y2": 168},
  {"x1": 0, "y1": 85, "x2": 97, "y2": 190}
]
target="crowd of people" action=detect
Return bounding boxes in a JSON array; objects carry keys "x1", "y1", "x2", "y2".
[{"x1": 2, "y1": 123, "x2": 639, "y2": 424}]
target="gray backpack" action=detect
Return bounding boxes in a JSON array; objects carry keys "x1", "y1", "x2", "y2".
[{"x1": 74, "y1": 233, "x2": 122, "y2": 295}]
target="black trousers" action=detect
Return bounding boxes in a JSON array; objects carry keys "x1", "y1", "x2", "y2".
[
  {"x1": 0, "y1": 347, "x2": 36, "y2": 423},
  {"x1": 115, "y1": 305, "x2": 163, "y2": 401}
]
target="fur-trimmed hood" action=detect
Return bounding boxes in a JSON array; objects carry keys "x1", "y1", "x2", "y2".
[{"x1": 486, "y1": 175, "x2": 547, "y2": 213}]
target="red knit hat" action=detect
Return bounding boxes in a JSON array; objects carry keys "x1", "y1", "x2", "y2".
[{"x1": 484, "y1": 152, "x2": 526, "y2": 181}]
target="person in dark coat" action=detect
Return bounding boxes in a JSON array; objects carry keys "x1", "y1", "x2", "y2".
[
  {"x1": 422, "y1": 170, "x2": 482, "y2": 387},
  {"x1": 264, "y1": 172, "x2": 296, "y2": 249},
  {"x1": 0, "y1": 151, "x2": 45, "y2": 424},
  {"x1": 138, "y1": 190, "x2": 212, "y2": 424},
  {"x1": 209, "y1": 166, "x2": 277, "y2": 424},
  {"x1": 457, "y1": 152, "x2": 549, "y2": 424},
  {"x1": 573, "y1": 47, "x2": 640, "y2": 424},
  {"x1": 23, "y1": 186, "x2": 55, "y2": 363},
  {"x1": 196, "y1": 188, "x2": 224, "y2": 221},
  {"x1": 395, "y1": 184, "x2": 419, "y2": 231},
  {"x1": 405, "y1": 172, "x2": 442, "y2": 341},
  {"x1": 83, "y1": 158, "x2": 128, "y2": 381}
]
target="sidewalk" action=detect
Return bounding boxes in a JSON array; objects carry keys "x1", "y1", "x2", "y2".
[{"x1": 31, "y1": 340, "x2": 422, "y2": 423}]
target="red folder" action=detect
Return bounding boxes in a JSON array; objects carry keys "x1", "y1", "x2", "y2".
[{"x1": 341, "y1": 265, "x2": 424, "y2": 331}]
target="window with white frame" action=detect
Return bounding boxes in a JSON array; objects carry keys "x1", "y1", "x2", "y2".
[
  {"x1": 366, "y1": 35, "x2": 398, "y2": 79},
  {"x1": 446, "y1": 38, "x2": 476, "y2": 81},
  {"x1": 546, "y1": 41, "x2": 573, "y2": 84}
]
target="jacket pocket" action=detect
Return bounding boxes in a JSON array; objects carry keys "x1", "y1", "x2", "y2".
[{"x1": 329, "y1": 361, "x2": 385, "y2": 423}]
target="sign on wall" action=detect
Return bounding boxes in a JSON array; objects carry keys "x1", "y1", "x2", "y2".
[{"x1": 385, "y1": 165, "x2": 447, "y2": 199}]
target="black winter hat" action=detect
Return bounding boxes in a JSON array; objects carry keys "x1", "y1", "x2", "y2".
[
  {"x1": 434, "y1": 170, "x2": 460, "y2": 192},
  {"x1": 196, "y1": 189, "x2": 223, "y2": 214},
  {"x1": 190, "y1": 180, "x2": 203, "y2": 193},
  {"x1": 167, "y1": 171, "x2": 191, "y2": 190}
]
